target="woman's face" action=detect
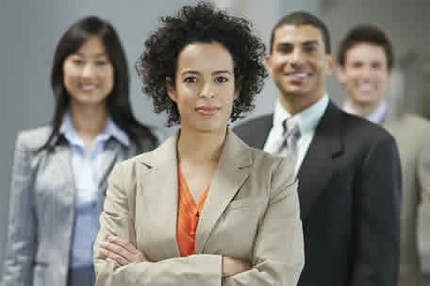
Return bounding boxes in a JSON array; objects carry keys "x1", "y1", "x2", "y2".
[
  {"x1": 167, "y1": 41, "x2": 239, "y2": 134},
  {"x1": 63, "y1": 36, "x2": 114, "y2": 108}
]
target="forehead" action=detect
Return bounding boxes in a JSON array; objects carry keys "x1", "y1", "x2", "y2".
[
  {"x1": 75, "y1": 36, "x2": 107, "y2": 55},
  {"x1": 177, "y1": 42, "x2": 234, "y2": 72},
  {"x1": 345, "y1": 43, "x2": 387, "y2": 63},
  {"x1": 273, "y1": 24, "x2": 324, "y2": 46}
]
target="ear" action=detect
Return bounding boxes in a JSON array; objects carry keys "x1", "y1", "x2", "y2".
[
  {"x1": 325, "y1": 54, "x2": 335, "y2": 76},
  {"x1": 233, "y1": 89, "x2": 240, "y2": 100},
  {"x1": 387, "y1": 68, "x2": 393, "y2": 80},
  {"x1": 336, "y1": 65, "x2": 346, "y2": 85},
  {"x1": 265, "y1": 53, "x2": 273, "y2": 76},
  {"x1": 166, "y1": 77, "x2": 177, "y2": 102}
]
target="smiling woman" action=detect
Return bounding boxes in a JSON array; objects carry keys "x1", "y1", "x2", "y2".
[
  {"x1": 1, "y1": 16, "x2": 160, "y2": 286},
  {"x1": 94, "y1": 2, "x2": 304, "y2": 286}
]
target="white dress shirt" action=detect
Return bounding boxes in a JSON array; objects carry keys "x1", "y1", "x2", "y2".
[
  {"x1": 343, "y1": 99, "x2": 387, "y2": 124},
  {"x1": 264, "y1": 94, "x2": 329, "y2": 175}
]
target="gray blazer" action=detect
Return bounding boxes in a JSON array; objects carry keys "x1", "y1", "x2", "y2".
[
  {"x1": 383, "y1": 113, "x2": 430, "y2": 286},
  {"x1": 2, "y1": 125, "x2": 159, "y2": 286}
]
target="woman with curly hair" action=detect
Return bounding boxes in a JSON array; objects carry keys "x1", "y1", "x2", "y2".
[{"x1": 95, "y1": 2, "x2": 304, "y2": 285}]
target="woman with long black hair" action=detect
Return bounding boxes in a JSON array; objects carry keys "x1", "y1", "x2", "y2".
[{"x1": 2, "y1": 15, "x2": 160, "y2": 286}]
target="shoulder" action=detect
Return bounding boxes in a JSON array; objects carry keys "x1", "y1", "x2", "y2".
[
  {"x1": 329, "y1": 104, "x2": 395, "y2": 145},
  {"x1": 15, "y1": 125, "x2": 52, "y2": 151},
  {"x1": 234, "y1": 132, "x2": 296, "y2": 190},
  {"x1": 234, "y1": 114, "x2": 272, "y2": 133},
  {"x1": 397, "y1": 113, "x2": 430, "y2": 130}
]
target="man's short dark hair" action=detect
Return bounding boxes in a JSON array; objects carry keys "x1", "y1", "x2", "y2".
[
  {"x1": 269, "y1": 11, "x2": 331, "y2": 54},
  {"x1": 337, "y1": 24, "x2": 394, "y2": 69}
]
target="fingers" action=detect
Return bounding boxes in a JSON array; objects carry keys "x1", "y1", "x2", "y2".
[
  {"x1": 108, "y1": 236, "x2": 139, "y2": 256},
  {"x1": 98, "y1": 236, "x2": 147, "y2": 265},
  {"x1": 99, "y1": 246, "x2": 129, "y2": 266}
]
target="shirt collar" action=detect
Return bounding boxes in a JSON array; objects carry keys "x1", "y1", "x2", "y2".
[
  {"x1": 343, "y1": 99, "x2": 387, "y2": 124},
  {"x1": 60, "y1": 112, "x2": 129, "y2": 147},
  {"x1": 273, "y1": 94, "x2": 329, "y2": 135}
]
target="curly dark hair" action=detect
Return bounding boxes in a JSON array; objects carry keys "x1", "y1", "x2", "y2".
[{"x1": 136, "y1": 1, "x2": 267, "y2": 126}]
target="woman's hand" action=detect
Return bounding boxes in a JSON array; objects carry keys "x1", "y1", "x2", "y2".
[
  {"x1": 222, "y1": 256, "x2": 251, "y2": 277},
  {"x1": 98, "y1": 236, "x2": 150, "y2": 266}
]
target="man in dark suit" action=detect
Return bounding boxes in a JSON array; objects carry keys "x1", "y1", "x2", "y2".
[{"x1": 234, "y1": 11, "x2": 402, "y2": 286}]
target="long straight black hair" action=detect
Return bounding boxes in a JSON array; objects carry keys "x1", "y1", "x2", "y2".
[{"x1": 41, "y1": 15, "x2": 158, "y2": 152}]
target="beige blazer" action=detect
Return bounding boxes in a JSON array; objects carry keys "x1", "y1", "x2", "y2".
[
  {"x1": 94, "y1": 130, "x2": 304, "y2": 286},
  {"x1": 384, "y1": 113, "x2": 430, "y2": 286}
]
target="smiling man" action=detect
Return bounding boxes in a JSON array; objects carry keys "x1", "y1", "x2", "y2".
[
  {"x1": 234, "y1": 12, "x2": 402, "y2": 286},
  {"x1": 337, "y1": 24, "x2": 430, "y2": 286}
]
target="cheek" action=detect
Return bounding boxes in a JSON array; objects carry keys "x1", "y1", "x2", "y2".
[{"x1": 104, "y1": 69, "x2": 114, "y2": 89}]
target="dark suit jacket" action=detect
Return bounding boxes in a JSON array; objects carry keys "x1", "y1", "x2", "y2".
[{"x1": 234, "y1": 101, "x2": 402, "y2": 286}]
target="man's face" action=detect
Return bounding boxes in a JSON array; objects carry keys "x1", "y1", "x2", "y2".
[
  {"x1": 337, "y1": 43, "x2": 391, "y2": 108},
  {"x1": 266, "y1": 24, "x2": 333, "y2": 101}
]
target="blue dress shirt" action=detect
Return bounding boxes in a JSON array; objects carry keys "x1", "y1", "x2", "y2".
[{"x1": 60, "y1": 113, "x2": 129, "y2": 268}]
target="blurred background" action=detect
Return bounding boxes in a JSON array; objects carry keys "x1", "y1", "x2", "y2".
[{"x1": 0, "y1": 0, "x2": 429, "y2": 281}]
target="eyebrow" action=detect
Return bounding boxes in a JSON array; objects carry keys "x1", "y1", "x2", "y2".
[
  {"x1": 276, "y1": 40, "x2": 319, "y2": 47},
  {"x1": 75, "y1": 52, "x2": 108, "y2": 58},
  {"x1": 302, "y1": 40, "x2": 319, "y2": 46},
  {"x1": 180, "y1": 70, "x2": 233, "y2": 76}
]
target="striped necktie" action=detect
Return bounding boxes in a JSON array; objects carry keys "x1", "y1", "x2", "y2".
[{"x1": 274, "y1": 118, "x2": 300, "y2": 163}]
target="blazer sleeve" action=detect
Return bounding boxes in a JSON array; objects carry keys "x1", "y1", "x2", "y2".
[
  {"x1": 223, "y1": 158, "x2": 304, "y2": 286},
  {"x1": 2, "y1": 133, "x2": 37, "y2": 286},
  {"x1": 351, "y1": 134, "x2": 402, "y2": 285},
  {"x1": 94, "y1": 164, "x2": 223, "y2": 286},
  {"x1": 418, "y1": 136, "x2": 430, "y2": 214}
]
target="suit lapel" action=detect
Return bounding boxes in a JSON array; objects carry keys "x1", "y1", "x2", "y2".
[
  {"x1": 297, "y1": 102, "x2": 345, "y2": 219},
  {"x1": 195, "y1": 131, "x2": 252, "y2": 253},
  {"x1": 97, "y1": 139, "x2": 124, "y2": 195},
  {"x1": 57, "y1": 143, "x2": 75, "y2": 202},
  {"x1": 136, "y1": 135, "x2": 181, "y2": 258}
]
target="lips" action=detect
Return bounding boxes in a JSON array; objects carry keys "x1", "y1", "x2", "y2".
[
  {"x1": 285, "y1": 71, "x2": 311, "y2": 80},
  {"x1": 357, "y1": 83, "x2": 375, "y2": 92},
  {"x1": 195, "y1": 106, "x2": 220, "y2": 115},
  {"x1": 80, "y1": 83, "x2": 98, "y2": 91}
]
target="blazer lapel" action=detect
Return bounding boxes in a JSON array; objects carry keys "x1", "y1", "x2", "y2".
[
  {"x1": 195, "y1": 131, "x2": 252, "y2": 254},
  {"x1": 97, "y1": 139, "x2": 123, "y2": 195},
  {"x1": 136, "y1": 134, "x2": 181, "y2": 259},
  {"x1": 297, "y1": 102, "x2": 345, "y2": 219},
  {"x1": 50, "y1": 138, "x2": 75, "y2": 202}
]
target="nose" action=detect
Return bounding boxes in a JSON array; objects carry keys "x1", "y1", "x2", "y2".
[
  {"x1": 359, "y1": 65, "x2": 373, "y2": 81},
  {"x1": 82, "y1": 63, "x2": 95, "y2": 78},
  {"x1": 200, "y1": 82, "x2": 215, "y2": 98},
  {"x1": 290, "y1": 49, "x2": 305, "y2": 66}
]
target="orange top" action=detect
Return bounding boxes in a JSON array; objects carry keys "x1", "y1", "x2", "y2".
[{"x1": 176, "y1": 165, "x2": 210, "y2": 257}]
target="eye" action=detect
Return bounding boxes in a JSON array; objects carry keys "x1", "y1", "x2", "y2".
[
  {"x1": 372, "y1": 62, "x2": 382, "y2": 69},
  {"x1": 351, "y1": 62, "x2": 363, "y2": 69},
  {"x1": 184, "y1": 76, "x2": 197, "y2": 83},
  {"x1": 72, "y1": 59, "x2": 84, "y2": 65},
  {"x1": 303, "y1": 45, "x2": 316, "y2": 53},
  {"x1": 276, "y1": 44, "x2": 293, "y2": 54},
  {"x1": 95, "y1": 60, "x2": 109, "y2": 66},
  {"x1": 215, "y1": 76, "x2": 228, "y2": 83}
]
